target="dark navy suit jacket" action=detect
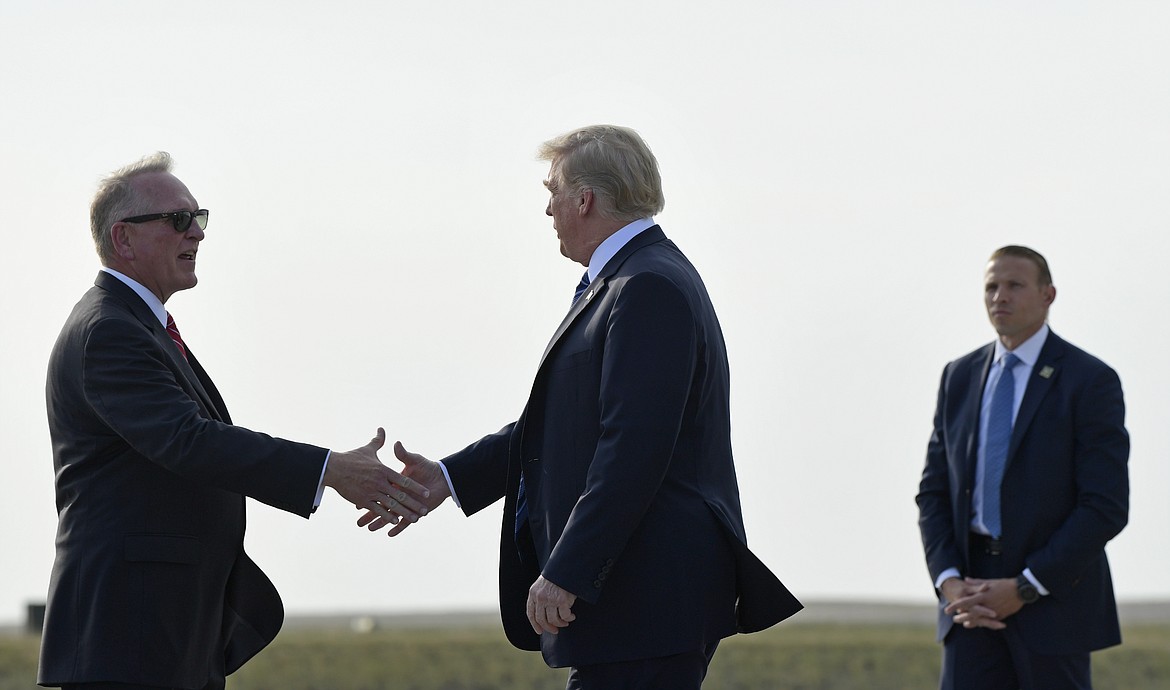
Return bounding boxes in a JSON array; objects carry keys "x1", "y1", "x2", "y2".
[
  {"x1": 443, "y1": 227, "x2": 801, "y2": 668},
  {"x1": 40, "y1": 272, "x2": 326, "y2": 688},
  {"x1": 917, "y1": 330, "x2": 1129, "y2": 654}
]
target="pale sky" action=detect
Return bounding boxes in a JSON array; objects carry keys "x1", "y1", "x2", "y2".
[{"x1": 2, "y1": 1, "x2": 1168, "y2": 625}]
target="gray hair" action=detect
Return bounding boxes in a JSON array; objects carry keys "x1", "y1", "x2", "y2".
[
  {"x1": 90, "y1": 152, "x2": 174, "y2": 263},
  {"x1": 537, "y1": 125, "x2": 665, "y2": 222}
]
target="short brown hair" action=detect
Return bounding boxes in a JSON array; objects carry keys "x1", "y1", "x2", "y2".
[{"x1": 989, "y1": 245, "x2": 1053, "y2": 286}]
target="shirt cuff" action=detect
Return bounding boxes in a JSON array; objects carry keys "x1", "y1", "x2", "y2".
[
  {"x1": 935, "y1": 567, "x2": 962, "y2": 591},
  {"x1": 313, "y1": 450, "x2": 330, "y2": 510},
  {"x1": 438, "y1": 460, "x2": 461, "y2": 509},
  {"x1": 1022, "y1": 568, "x2": 1049, "y2": 596}
]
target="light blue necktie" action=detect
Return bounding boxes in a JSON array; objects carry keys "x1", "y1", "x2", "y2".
[
  {"x1": 515, "y1": 271, "x2": 592, "y2": 542},
  {"x1": 983, "y1": 353, "x2": 1021, "y2": 538}
]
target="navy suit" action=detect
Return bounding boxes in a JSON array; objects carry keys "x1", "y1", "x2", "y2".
[
  {"x1": 40, "y1": 272, "x2": 326, "y2": 689},
  {"x1": 917, "y1": 331, "x2": 1129, "y2": 678},
  {"x1": 443, "y1": 226, "x2": 800, "y2": 670}
]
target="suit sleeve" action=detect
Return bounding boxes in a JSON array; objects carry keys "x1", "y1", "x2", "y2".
[
  {"x1": 917, "y1": 365, "x2": 963, "y2": 587},
  {"x1": 541, "y1": 272, "x2": 697, "y2": 603},
  {"x1": 1026, "y1": 366, "x2": 1129, "y2": 595},
  {"x1": 443, "y1": 423, "x2": 515, "y2": 516},
  {"x1": 81, "y1": 316, "x2": 326, "y2": 517}
]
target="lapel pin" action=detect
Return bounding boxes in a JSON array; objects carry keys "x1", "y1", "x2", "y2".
[{"x1": 1039, "y1": 366, "x2": 1055, "y2": 379}]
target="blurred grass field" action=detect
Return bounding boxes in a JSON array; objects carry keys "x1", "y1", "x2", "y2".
[{"x1": 2, "y1": 619, "x2": 1167, "y2": 689}]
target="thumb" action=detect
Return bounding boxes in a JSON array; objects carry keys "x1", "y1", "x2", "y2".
[
  {"x1": 394, "y1": 440, "x2": 417, "y2": 465},
  {"x1": 366, "y1": 427, "x2": 386, "y2": 451}
]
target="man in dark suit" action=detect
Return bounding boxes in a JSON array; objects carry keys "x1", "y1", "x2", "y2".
[
  {"x1": 40, "y1": 152, "x2": 430, "y2": 690},
  {"x1": 916, "y1": 245, "x2": 1129, "y2": 689},
  {"x1": 361, "y1": 125, "x2": 800, "y2": 689}
]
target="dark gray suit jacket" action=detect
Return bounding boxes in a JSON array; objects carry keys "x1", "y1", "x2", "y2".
[
  {"x1": 39, "y1": 272, "x2": 326, "y2": 688},
  {"x1": 444, "y1": 227, "x2": 801, "y2": 668}
]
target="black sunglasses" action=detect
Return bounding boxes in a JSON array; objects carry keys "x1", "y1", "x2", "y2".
[{"x1": 119, "y1": 209, "x2": 209, "y2": 233}]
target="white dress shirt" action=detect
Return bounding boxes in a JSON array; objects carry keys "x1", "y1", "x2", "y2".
[{"x1": 935, "y1": 324, "x2": 1051, "y2": 595}]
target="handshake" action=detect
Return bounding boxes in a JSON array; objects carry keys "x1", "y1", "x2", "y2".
[{"x1": 323, "y1": 427, "x2": 449, "y2": 536}]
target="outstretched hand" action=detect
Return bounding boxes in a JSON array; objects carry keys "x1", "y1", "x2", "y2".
[
  {"x1": 357, "y1": 441, "x2": 451, "y2": 536},
  {"x1": 324, "y1": 428, "x2": 431, "y2": 526}
]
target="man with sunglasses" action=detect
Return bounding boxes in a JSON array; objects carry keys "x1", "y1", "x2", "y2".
[{"x1": 39, "y1": 152, "x2": 430, "y2": 690}]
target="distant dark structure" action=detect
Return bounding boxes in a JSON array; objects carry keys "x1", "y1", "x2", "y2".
[{"x1": 26, "y1": 603, "x2": 45, "y2": 634}]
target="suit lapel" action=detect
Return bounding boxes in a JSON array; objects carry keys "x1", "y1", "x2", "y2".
[
  {"x1": 537, "y1": 274, "x2": 607, "y2": 369},
  {"x1": 964, "y1": 345, "x2": 995, "y2": 484},
  {"x1": 167, "y1": 341, "x2": 227, "y2": 422},
  {"x1": 185, "y1": 349, "x2": 230, "y2": 423},
  {"x1": 534, "y1": 226, "x2": 667, "y2": 372},
  {"x1": 95, "y1": 273, "x2": 227, "y2": 422},
  {"x1": 1007, "y1": 332, "x2": 1065, "y2": 463}
]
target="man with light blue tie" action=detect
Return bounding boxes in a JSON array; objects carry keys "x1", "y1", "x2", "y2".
[{"x1": 916, "y1": 246, "x2": 1130, "y2": 689}]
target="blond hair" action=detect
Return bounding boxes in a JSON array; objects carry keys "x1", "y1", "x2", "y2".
[{"x1": 538, "y1": 125, "x2": 664, "y2": 222}]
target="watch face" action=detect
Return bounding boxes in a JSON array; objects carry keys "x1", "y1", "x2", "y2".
[{"x1": 1017, "y1": 577, "x2": 1039, "y2": 603}]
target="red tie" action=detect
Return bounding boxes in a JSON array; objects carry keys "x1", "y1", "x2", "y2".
[{"x1": 165, "y1": 312, "x2": 188, "y2": 361}]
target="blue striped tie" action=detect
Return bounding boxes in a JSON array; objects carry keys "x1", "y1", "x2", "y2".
[
  {"x1": 573, "y1": 271, "x2": 590, "y2": 303},
  {"x1": 983, "y1": 353, "x2": 1021, "y2": 538}
]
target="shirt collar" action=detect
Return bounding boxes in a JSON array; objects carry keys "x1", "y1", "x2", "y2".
[
  {"x1": 585, "y1": 217, "x2": 656, "y2": 283},
  {"x1": 994, "y1": 323, "x2": 1050, "y2": 368},
  {"x1": 101, "y1": 267, "x2": 168, "y2": 326}
]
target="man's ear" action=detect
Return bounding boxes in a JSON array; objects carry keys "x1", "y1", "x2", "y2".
[
  {"x1": 110, "y1": 222, "x2": 136, "y2": 261},
  {"x1": 578, "y1": 188, "x2": 594, "y2": 216}
]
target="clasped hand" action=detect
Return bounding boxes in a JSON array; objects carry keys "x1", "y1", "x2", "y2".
[
  {"x1": 324, "y1": 428, "x2": 433, "y2": 527},
  {"x1": 942, "y1": 577, "x2": 1024, "y2": 630},
  {"x1": 356, "y1": 441, "x2": 451, "y2": 536}
]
